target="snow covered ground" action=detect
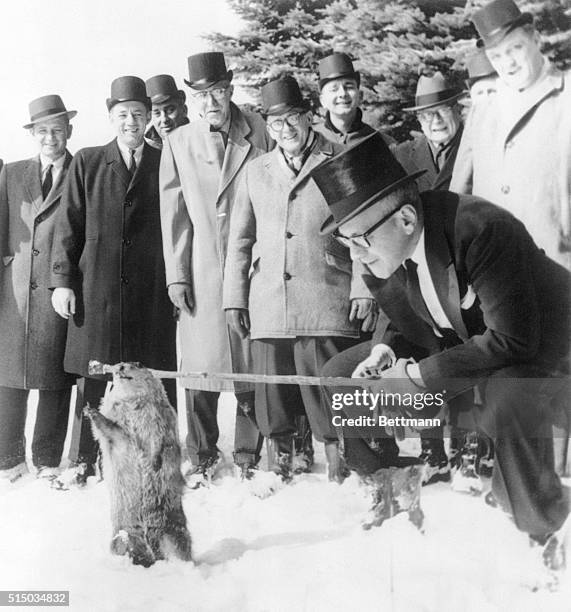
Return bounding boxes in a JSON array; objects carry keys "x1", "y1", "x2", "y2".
[{"x1": 0, "y1": 391, "x2": 569, "y2": 612}]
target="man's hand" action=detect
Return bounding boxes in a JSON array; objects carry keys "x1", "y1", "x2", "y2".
[
  {"x1": 52, "y1": 288, "x2": 76, "y2": 320},
  {"x1": 352, "y1": 343, "x2": 396, "y2": 378},
  {"x1": 226, "y1": 308, "x2": 250, "y2": 339},
  {"x1": 349, "y1": 298, "x2": 378, "y2": 332},
  {"x1": 168, "y1": 283, "x2": 194, "y2": 315}
]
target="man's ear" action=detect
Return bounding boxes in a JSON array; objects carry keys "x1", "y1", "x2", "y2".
[
  {"x1": 67, "y1": 124, "x2": 73, "y2": 139},
  {"x1": 227, "y1": 84, "x2": 234, "y2": 98},
  {"x1": 399, "y1": 204, "x2": 418, "y2": 234}
]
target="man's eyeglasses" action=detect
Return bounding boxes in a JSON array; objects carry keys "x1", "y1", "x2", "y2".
[
  {"x1": 191, "y1": 87, "x2": 228, "y2": 101},
  {"x1": 416, "y1": 105, "x2": 454, "y2": 123},
  {"x1": 333, "y1": 205, "x2": 404, "y2": 248},
  {"x1": 267, "y1": 113, "x2": 302, "y2": 132}
]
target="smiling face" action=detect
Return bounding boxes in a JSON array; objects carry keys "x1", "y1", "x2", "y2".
[
  {"x1": 150, "y1": 97, "x2": 187, "y2": 139},
  {"x1": 485, "y1": 27, "x2": 544, "y2": 91},
  {"x1": 109, "y1": 101, "x2": 149, "y2": 149},
  {"x1": 266, "y1": 110, "x2": 312, "y2": 157},
  {"x1": 416, "y1": 104, "x2": 462, "y2": 148},
  {"x1": 190, "y1": 81, "x2": 233, "y2": 129},
  {"x1": 337, "y1": 192, "x2": 421, "y2": 279},
  {"x1": 320, "y1": 77, "x2": 361, "y2": 120},
  {"x1": 31, "y1": 116, "x2": 72, "y2": 161}
]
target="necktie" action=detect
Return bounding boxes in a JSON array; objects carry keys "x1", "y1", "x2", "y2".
[
  {"x1": 404, "y1": 259, "x2": 436, "y2": 327},
  {"x1": 42, "y1": 164, "x2": 53, "y2": 200},
  {"x1": 128, "y1": 149, "x2": 136, "y2": 176}
]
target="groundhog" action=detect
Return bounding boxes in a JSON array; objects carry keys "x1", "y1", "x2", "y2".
[{"x1": 84, "y1": 362, "x2": 192, "y2": 567}]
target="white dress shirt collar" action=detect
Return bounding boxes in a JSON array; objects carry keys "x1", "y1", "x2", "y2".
[{"x1": 116, "y1": 139, "x2": 144, "y2": 170}]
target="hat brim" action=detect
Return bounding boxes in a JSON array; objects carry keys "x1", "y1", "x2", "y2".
[
  {"x1": 476, "y1": 12, "x2": 533, "y2": 48},
  {"x1": 150, "y1": 91, "x2": 186, "y2": 105},
  {"x1": 184, "y1": 70, "x2": 233, "y2": 91},
  {"x1": 23, "y1": 109, "x2": 77, "y2": 130},
  {"x1": 263, "y1": 101, "x2": 311, "y2": 117},
  {"x1": 106, "y1": 97, "x2": 151, "y2": 111},
  {"x1": 319, "y1": 71, "x2": 360, "y2": 90},
  {"x1": 319, "y1": 169, "x2": 427, "y2": 236},
  {"x1": 402, "y1": 90, "x2": 465, "y2": 112}
]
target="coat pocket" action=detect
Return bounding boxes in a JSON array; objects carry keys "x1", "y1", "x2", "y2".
[{"x1": 2, "y1": 255, "x2": 14, "y2": 266}]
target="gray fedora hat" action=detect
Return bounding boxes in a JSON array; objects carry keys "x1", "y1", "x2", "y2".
[
  {"x1": 23, "y1": 95, "x2": 77, "y2": 129},
  {"x1": 402, "y1": 72, "x2": 464, "y2": 112}
]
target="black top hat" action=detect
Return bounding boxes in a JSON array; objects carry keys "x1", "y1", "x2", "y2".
[
  {"x1": 23, "y1": 95, "x2": 77, "y2": 129},
  {"x1": 184, "y1": 52, "x2": 233, "y2": 90},
  {"x1": 471, "y1": 0, "x2": 533, "y2": 48},
  {"x1": 146, "y1": 74, "x2": 186, "y2": 104},
  {"x1": 106, "y1": 76, "x2": 150, "y2": 111},
  {"x1": 311, "y1": 132, "x2": 427, "y2": 235},
  {"x1": 261, "y1": 76, "x2": 310, "y2": 116},
  {"x1": 465, "y1": 50, "x2": 498, "y2": 87},
  {"x1": 402, "y1": 72, "x2": 464, "y2": 112},
  {"x1": 318, "y1": 53, "x2": 360, "y2": 89}
]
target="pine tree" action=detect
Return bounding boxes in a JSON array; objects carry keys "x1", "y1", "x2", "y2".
[{"x1": 205, "y1": 0, "x2": 571, "y2": 140}]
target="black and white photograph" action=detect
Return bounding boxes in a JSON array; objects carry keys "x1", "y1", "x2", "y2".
[{"x1": 0, "y1": 0, "x2": 570, "y2": 610}]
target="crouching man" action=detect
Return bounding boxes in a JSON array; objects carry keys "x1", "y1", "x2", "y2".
[{"x1": 314, "y1": 133, "x2": 570, "y2": 570}]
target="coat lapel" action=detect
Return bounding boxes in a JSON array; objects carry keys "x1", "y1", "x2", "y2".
[
  {"x1": 35, "y1": 151, "x2": 73, "y2": 218},
  {"x1": 423, "y1": 202, "x2": 469, "y2": 340},
  {"x1": 432, "y1": 126, "x2": 462, "y2": 191},
  {"x1": 217, "y1": 105, "x2": 253, "y2": 202},
  {"x1": 127, "y1": 143, "x2": 154, "y2": 193},
  {"x1": 24, "y1": 157, "x2": 43, "y2": 214},
  {"x1": 500, "y1": 65, "x2": 564, "y2": 146},
  {"x1": 263, "y1": 146, "x2": 296, "y2": 187},
  {"x1": 292, "y1": 134, "x2": 336, "y2": 189},
  {"x1": 105, "y1": 139, "x2": 131, "y2": 187}
]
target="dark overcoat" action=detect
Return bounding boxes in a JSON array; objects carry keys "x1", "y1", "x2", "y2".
[
  {"x1": 50, "y1": 140, "x2": 176, "y2": 378},
  {"x1": 392, "y1": 127, "x2": 463, "y2": 192},
  {"x1": 0, "y1": 153, "x2": 73, "y2": 389},
  {"x1": 366, "y1": 191, "x2": 570, "y2": 396}
]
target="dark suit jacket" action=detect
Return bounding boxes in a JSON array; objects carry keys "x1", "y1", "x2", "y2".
[
  {"x1": 392, "y1": 127, "x2": 463, "y2": 192},
  {"x1": 50, "y1": 140, "x2": 176, "y2": 377},
  {"x1": 365, "y1": 191, "x2": 570, "y2": 395}
]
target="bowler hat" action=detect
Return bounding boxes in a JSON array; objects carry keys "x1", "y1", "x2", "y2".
[
  {"x1": 471, "y1": 0, "x2": 533, "y2": 49},
  {"x1": 146, "y1": 74, "x2": 186, "y2": 104},
  {"x1": 312, "y1": 132, "x2": 427, "y2": 235},
  {"x1": 106, "y1": 76, "x2": 150, "y2": 111},
  {"x1": 318, "y1": 53, "x2": 360, "y2": 89},
  {"x1": 23, "y1": 95, "x2": 77, "y2": 129},
  {"x1": 261, "y1": 76, "x2": 310, "y2": 116},
  {"x1": 465, "y1": 50, "x2": 497, "y2": 87},
  {"x1": 402, "y1": 72, "x2": 464, "y2": 112},
  {"x1": 184, "y1": 52, "x2": 233, "y2": 90}
]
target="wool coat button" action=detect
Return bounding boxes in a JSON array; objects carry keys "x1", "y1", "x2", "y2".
[
  {"x1": 32, "y1": 249, "x2": 40, "y2": 256},
  {"x1": 30, "y1": 281, "x2": 38, "y2": 290},
  {"x1": 124, "y1": 200, "x2": 132, "y2": 207},
  {"x1": 501, "y1": 185, "x2": 510, "y2": 195},
  {"x1": 283, "y1": 272, "x2": 291, "y2": 280},
  {"x1": 285, "y1": 231, "x2": 293, "y2": 239},
  {"x1": 121, "y1": 277, "x2": 129, "y2": 285}
]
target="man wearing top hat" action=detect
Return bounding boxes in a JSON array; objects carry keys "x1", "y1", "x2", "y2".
[
  {"x1": 393, "y1": 72, "x2": 464, "y2": 194},
  {"x1": 0, "y1": 95, "x2": 76, "y2": 482},
  {"x1": 223, "y1": 76, "x2": 379, "y2": 482},
  {"x1": 451, "y1": 0, "x2": 571, "y2": 270},
  {"x1": 145, "y1": 74, "x2": 189, "y2": 150},
  {"x1": 315, "y1": 52, "x2": 394, "y2": 147},
  {"x1": 159, "y1": 52, "x2": 270, "y2": 483},
  {"x1": 50, "y1": 76, "x2": 176, "y2": 488},
  {"x1": 315, "y1": 133, "x2": 570, "y2": 566}
]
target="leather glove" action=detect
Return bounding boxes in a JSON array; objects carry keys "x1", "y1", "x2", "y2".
[
  {"x1": 368, "y1": 358, "x2": 445, "y2": 439},
  {"x1": 226, "y1": 308, "x2": 250, "y2": 339},
  {"x1": 352, "y1": 343, "x2": 396, "y2": 378}
]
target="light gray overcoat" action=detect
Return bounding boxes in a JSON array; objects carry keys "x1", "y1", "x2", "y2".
[{"x1": 160, "y1": 103, "x2": 273, "y2": 390}]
